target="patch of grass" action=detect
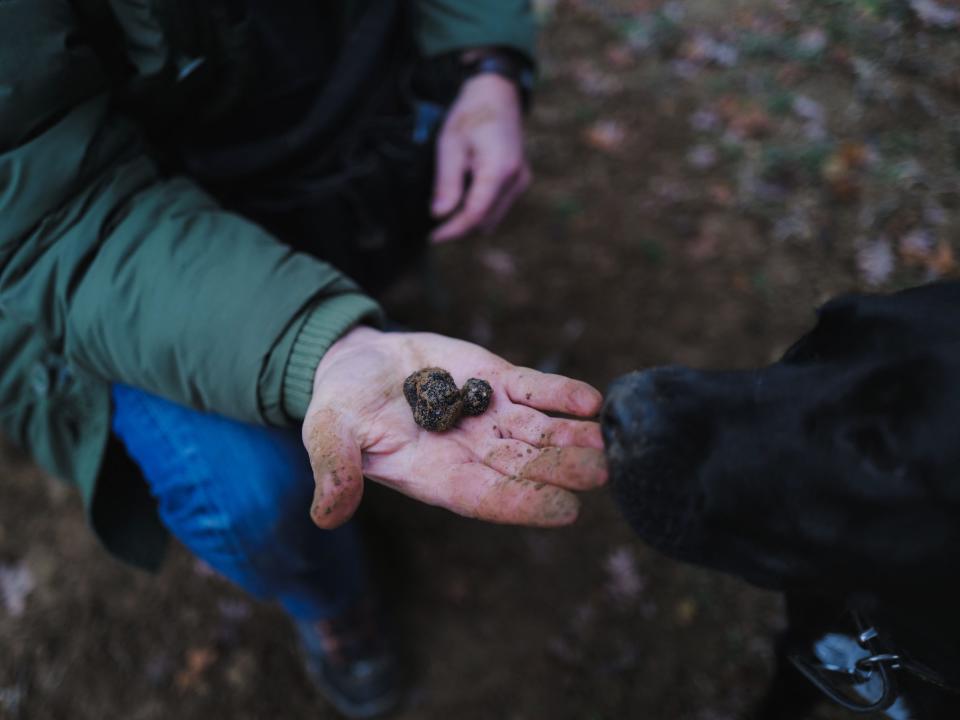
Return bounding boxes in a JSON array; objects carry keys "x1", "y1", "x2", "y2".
[
  {"x1": 819, "y1": 0, "x2": 910, "y2": 19},
  {"x1": 552, "y1": 195, "x2": 584, "y2": 219},
  {"x1": 767, "y1": 90, "x2": 796, "y2": 117},
  {"x1": 738, "y1": 33, "x2": 826, "y2": 64},
  {"x1": 705, "y1": 74, "x2": 741, "y2": 95},
  {"x1": 719, "y1": 140, "x2": 746, "y2": 163},
  {"x1": 573, "y1": 105, "x2": 600, "y2": 124},
  {"x1": 859, "y1": 0, "x2": 912, "y2": 20},
  {"x1": 817, "y1": 0, "x2": 912, "y2": 45},
  {"x1": 751, "y1": 271, "x2": 770, "y2": 294},
  {"x1": 879, "y1": 130, "x2": 921, "y2": 158},
  {"x1": 738, "y1": 32, "x2": 788, "y2": 60},
  {"x1": 761, "y1": 142, "x2": 834, "y2": 182},
  {"x1": 616, "y1": 9, "x2": 683, "y2": 55},
  {"x1": 638, "y1": 238, "x2": 666, "y2": 265}
]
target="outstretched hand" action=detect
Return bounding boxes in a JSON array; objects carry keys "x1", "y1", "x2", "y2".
[
  {"x1": 430, "y1": 73, "x2": 531, "y2": 242},
  {"x1": 303, "y1": 327, "x2": 606, "y2": 529}
]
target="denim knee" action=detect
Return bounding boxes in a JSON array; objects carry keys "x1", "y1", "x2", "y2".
[
  {"x1": 110, "y1": 384, "x2": 359, "y2": 592},
  {"x1": 208, "y1": 430, "x2": 323, "y2": 571}
]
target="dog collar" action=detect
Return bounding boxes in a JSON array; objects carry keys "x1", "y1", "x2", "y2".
[{"x1": 789, "y1": 610, "x2": 957, "y2": 714}]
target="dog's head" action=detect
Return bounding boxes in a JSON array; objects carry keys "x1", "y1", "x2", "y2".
[{"x1": 602, "y1": 282, "x2": 960, "y2": 591}]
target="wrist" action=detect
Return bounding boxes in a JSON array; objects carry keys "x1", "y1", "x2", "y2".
[
  {"x1": 314, "y1": 326, "x2": 386, "y2": 383},
  {"x1": 459, "y1": 72, "x2": 522, "y2": 107},
  {"x1": 411, "y1": 47, "x2": 534, "y2": 110},
  {"x1": 458, "y1": 46, "x2": 534, "y2": 112},
  {"x1": 279, "y1": 295, "x2": 383, "y2": 422}
]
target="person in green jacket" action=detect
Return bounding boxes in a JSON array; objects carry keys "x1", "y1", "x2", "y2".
[{"x1": 0, "y1": 1, "x2": 607, "y2": 716}]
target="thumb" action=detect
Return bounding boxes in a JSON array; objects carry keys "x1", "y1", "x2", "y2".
[{"x1": 303, "y1": 408, "x2": 364, "y2": 529}]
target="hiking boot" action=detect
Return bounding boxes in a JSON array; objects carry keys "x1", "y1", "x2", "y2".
[{"x1": 294, "y1": 598, "x2": 401, "y2": 718}]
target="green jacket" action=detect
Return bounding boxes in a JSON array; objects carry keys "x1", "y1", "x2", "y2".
[{"x1": 0, "y1": 0, "x2": 535, "y2": 568}]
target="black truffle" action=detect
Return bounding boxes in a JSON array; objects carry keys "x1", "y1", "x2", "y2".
[
  {"x1": 461, "y1": 378, "x2": 493, "y2": 416},
  {"x1": 403, "y1": 368, "x2": 464, "y2": 432},
  {"x1": 403, "y1": 368, "x2": 495, "y2": 431}
]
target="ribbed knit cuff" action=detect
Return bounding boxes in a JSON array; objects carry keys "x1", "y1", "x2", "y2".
[{"x1": 281, "y1": 294, "x2": 384, "y2": 422}]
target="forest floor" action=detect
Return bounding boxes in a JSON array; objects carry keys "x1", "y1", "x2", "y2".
[{"x1": 3, "y1": 0, "x2": 959, "y2": 718}]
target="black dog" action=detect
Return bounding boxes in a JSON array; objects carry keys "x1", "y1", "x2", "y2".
[{"x1": 602, "y1": 281, "x2": 960, "y2": 718}]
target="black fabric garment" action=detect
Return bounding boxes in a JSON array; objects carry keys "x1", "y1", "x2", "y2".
[
  {"x1": 74, "y1": 0, "x2": 438, "y2": 293},
  {"x1": 169, "y1": 0, "x2": 439, "y2": 294}
]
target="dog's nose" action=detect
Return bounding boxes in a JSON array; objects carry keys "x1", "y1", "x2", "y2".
[
  {"x1": 602, "y1": 384, "x2": 634, "y2": 437},
  {"x1": 603, "y1": 366, "x2": 705, "y2": 448},
  {"x1": 602, "y1": 372, "x2": 661, "y2": 447}
]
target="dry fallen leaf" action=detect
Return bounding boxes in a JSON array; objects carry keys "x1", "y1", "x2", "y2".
[
  {"x1": 605, "y1": 43, "x2": 636, "y2": 68},
  {"x1": 708, "y1": 183, "x2": 735, "y2": 206},
  {"x1": 909, "y1": 0, "x2": 960, "y2": 28},
  {"x1": 604, "y1": 546, "x2": 644, "y2": 604},
  {"x1": 732, "y1": 272, "x2": 751, "y2": 293},
  {"x1": 674, "y1": 597, "x2": 698, "y2": 627},
  {"x1": 583, "y1": 119, "x2": 627, "y2": 153},
  {"x1": 856, "y1": 237, "x2": 895, "y2": 286},
  {"x1": 793, "y1": 95, "x2": 825, "y2": 126},
  {"x1": 797, "y1": 27, "x2": 828, "y2": 56},
  {"x1": 571, "y1": 60, "x2": 624, "y2": 97},
  {"x1": 175, "y1": 646, "x2": 219, "y2": 691},
  {"x1": 687, "y1": 213, "x2": 731, "y2": 261},
  {"x1": 217, "y1": 598, "x2": 252, "y2": 622},
  {"x1": 715, "y1": 97, "x2": 772, "y2": 139},
  {"x1": 690, "y1": 108, "x2": 722, "y2": 133},
  {"x1": 822, "y1": 142, "x2": 869, "y2": 201},
  {"x1": 930, "y1": 241, "x2": 957, "y2": 276},
  {"x1": 687, "y1": 144, "x2": 718, "y2": 170},
  {"x1": 898, "y1": 228, "x2": 936, "y2": 264},
  {"x1": 899, "y1": 230, "x2": 956, "y2": 277},
  {"x1": 681, "y1": 31, "x2": 739, "y2": 68},
  {"x1": 477, "y1": 247, "x2": 517, "y2": 279},
  {"x1": 0, "y1": 562, "x2": 35, "y2": 618},
  {"x1": 730, "y1": 108, "x2": 773, "y2": 138}
]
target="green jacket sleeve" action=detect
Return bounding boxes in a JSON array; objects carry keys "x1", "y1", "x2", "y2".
[
  {"x1": 259, "y1": 298, "x2": 382, "y2": 425},
  {"x1": 415, "y1": 0, "x2": 537, "y2": 58},
  {"x1": 0, "y1": 0, "x2": 382, "y2": 427}
]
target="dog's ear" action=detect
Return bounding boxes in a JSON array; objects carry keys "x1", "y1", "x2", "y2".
[
  {"x1": 782, "y1": 294, "x2": 924, "y2": 365},
  {"x1": 785, "y1": 283, "x2": 960, "y2": 365},
  {"x1": 831, "y1": 357, "x2": 935, "y2": 476},
  {"x1": 781, "y1": 296, "x2": 861, "y2": 364}
]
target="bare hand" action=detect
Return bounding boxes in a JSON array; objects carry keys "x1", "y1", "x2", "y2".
[
  {"x1": 431, "y1": 74, "x2": 532, "y2": 242},
  {"x1": 302, "y1": 328, "x2": 606, "y2": 529}
]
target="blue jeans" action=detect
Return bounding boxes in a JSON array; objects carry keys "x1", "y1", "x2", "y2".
[{"x1": 110, "y1": 384, "x2": 366, "y2": 621}]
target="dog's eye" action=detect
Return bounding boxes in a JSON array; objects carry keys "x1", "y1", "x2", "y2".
[{"x1": 842, "y1": 421, "x2": 901, "y2": 474}]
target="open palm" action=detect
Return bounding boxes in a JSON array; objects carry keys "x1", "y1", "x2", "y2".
[{"x1": 303, "y1": 328, "x2": 607, "y2": 529}]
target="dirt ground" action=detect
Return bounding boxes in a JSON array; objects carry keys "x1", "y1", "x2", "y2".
[{"x1": 3, "y1": 1, "x2": 959, "y2": 718}]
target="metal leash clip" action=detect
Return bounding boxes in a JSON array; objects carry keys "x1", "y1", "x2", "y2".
[{"x1": 788, "y1": 614, "x2": 901, "y2": 714}]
